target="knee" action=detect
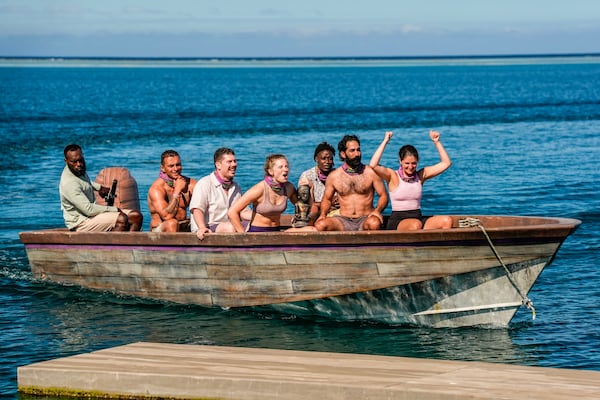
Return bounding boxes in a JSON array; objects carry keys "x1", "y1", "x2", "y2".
[
  {"x1": 363, "y1": 216, "x2": 383, "y2": 231},
  {"x1": 114, "y1": 212, "x2": 129, "y2": 231},
  {"x1": 424, "y1": 215, "x2": 453, "y2": 230},
  {"x1": 314, "y1": 218, "x2": 330, "y2": 231},
  {"x1": 128, "y1": 211, "x2": 143, "y2": 229},
  {"x1": 314, "y1": 219, "x2": 325, "y2": 231},
  {"x1": 440, "y1": 216, "x2": 453, "y2": 229},
  {"x1": 397, "y1": 219, "x2": 422, "y2": 231},
  {"x1": 162, "y1": 219, "x2": 180, "y2": 232}
]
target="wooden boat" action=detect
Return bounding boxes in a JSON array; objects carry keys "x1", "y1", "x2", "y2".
[{"x1": 19, "y1": 215, "x2": 580, "y2": 328}]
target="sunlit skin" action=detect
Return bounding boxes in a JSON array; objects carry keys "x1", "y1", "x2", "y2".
[
  {"x1": 343, "y1": 141, "x2": 362, "y2": 168},
  {"x1": 228, "y1": 155, "x2": 317, "y2": 233},
  {"x1": 270, "y1": 157, "x2": 290, "y2": 184},
  {"x1": 400, "y1": 155, "x2": 418, "y2": 178},
  {"x1": 162, "y1": 155, "x2": 183, "y2": 180},
  {"x1": 194, "y1": 152, "x2": 242, "y2": 240},
  {"x1": 160, "y1": 155, "x2": 190, "y2": 203},
  {"x1": 228, "y1": 156, "x2": 292, "y2": 232},
  {"x1": 316, "y1": 150, "x2": 334, "y2": 174},
  {"x1": 307, "y1": 149, "x2": 337, "y2": 219},
  {"x1": 369, "y1": 130, "x2": 453, "y2": 231},
  {"x1": 315, "y1": 138, "x2": 388, "y2": 231},
  {"x1": 216, "y1": 154, "x2": 237, "y2": 181},
  {"x1": 148, "y1": 154, "x2": 196, "y2": 232},
  {"x1": 65, "y1": 149, "x2": 86, "y2": 177},
  {"x1": 64, "y1": 147, "x2": 142, "y2": 231}
]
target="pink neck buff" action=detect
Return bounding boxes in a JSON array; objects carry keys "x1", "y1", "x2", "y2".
[
  {"x1": 159, "y1": 171, "x2": 174, "y2": 187},
  {"x1": 316, "y1": 166, "x2": 330, "y2": 184},
  {"x1": 398, "y1": 168, "x2": 419, "y2": 183},
  {"x1": 214, "y1": 171, "x2": 233, "y2": 190},
  {"x1": 342, "y1": 162, "x2": 365, "y2": 175},
  {"x1": 264, "y1": 175, "x2": 286, "y2": 195}
]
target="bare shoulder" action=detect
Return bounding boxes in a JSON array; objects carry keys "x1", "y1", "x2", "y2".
[
  {"x1": 328, "y1": 167, "x2": 343, "y2": 180},
  {"x1": 244, "y1": 181, "x2": 265, "y2": 198},
  {"x1": 148, "y1": 178, "x2": 165, "y2": 194},
  {"x1": 147, "y1": 178, "x2": 167, "y2": 204},
  {"x1": 365, "y1": 165, "x2": 383, "y2": 179}
]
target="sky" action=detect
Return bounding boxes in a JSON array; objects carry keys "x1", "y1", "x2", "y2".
[{"x1": 0, "y1": 0, "x2": 599, "y2": 58}]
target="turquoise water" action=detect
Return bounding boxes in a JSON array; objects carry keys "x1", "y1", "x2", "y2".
[{"x1": 1, "y1": 56, "x2": 599, "y2": 398}]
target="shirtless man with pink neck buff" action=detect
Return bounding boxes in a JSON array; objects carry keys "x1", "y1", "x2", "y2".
[
  {"x1": 147, "y1": 149, "x2": 197, "y2": 232},
  {"x1": 315, "y1": 135, "x2": 388, "y2": 232}
]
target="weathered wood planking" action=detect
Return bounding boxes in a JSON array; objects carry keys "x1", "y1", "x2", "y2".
[
  {"x1": 18, "y1": 342, "x2": 600, "y2": 400},
  {"x1": 20, "y1": 215, "x2": 581, "y2": 326}
]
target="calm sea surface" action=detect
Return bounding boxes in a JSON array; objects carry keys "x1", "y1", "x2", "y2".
[{"x1": 1, "y1": 56, "x2": 599, "y2": 398}]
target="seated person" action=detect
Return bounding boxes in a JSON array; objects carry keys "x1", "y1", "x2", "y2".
[
  {"x1": 228, "y1": 154, "x2": 316, "y2": 233},
  {"x1": 315, "y1": 135, "x2": 388, "y2": 232},
  {"x1": 298, "y1": 142, "x2": 339, "y2": 223},
  {"x1": 190, "y1": 147, "x2": 251, "y2": 240},
  {"x1": 369, "y1": 130, "x2": 453, "y2": 230},
  {"x1": 147, "y1": 150, "x2": 196, "y2": 232},
  {"x1": 60, "y1": 144, "x2": 142, "y2": 232}
]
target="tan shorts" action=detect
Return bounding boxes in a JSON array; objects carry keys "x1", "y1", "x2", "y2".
[{"x1": 74, "y1": 209, "x2": 135, "y2": 232}]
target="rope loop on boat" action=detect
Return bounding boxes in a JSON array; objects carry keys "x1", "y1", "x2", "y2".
[{"x1": 458, "y1": 217, "x2": 536, "y2": 320}]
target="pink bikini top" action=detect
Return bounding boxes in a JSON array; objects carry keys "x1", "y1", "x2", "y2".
[{"x1": 254, "y1": 182, "x2": 288, "y2": 218}]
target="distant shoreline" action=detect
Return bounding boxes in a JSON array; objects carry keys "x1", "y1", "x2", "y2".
[{"x1": 2, "y1": 53, "x2": 600, "y2": 68}]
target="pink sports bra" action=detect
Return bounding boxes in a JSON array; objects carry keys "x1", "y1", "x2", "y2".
[{"x1": 254, "y1": 182, "x2": 288, "y2": 218}]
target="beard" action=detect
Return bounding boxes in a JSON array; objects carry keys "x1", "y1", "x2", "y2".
[
  {"x1": 345, "y1": 154, "x2": 362, "y2": 169},
  {"x1": 68, "y1": 164, "x2": 86, "y2": 177}
]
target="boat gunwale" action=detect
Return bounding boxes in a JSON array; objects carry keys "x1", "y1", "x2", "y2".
[{"x1": 19, "y1": 215, "x2": 581, "y2": 248}]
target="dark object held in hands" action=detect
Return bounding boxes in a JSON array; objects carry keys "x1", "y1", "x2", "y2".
[{"x1": 105, "y1": 179, "x2": 118, "y2": 206}]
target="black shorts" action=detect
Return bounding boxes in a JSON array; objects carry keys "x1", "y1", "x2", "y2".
[{"x1": 386, "y1": 210, "x2": 430, "y2": 230}]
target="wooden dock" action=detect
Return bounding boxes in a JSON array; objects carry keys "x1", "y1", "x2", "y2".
[{"x1": 18, "y1": 342, "x2": 600, "y2": 400}]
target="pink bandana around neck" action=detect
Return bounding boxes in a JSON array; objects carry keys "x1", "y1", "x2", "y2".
[
  {"x1": 398, "y1": 168, "x2": 419, "y2": 183},
  {"x1": 159, "y1": 171, "x2": 174, "y2": 187},
  {"x1": 264, "y1": 175, "x2": 286, "y2": 194},
  {"x1": 214, "y1": 171, "x2": 233, "y2": 190},
  {"x1": 316, "y1": 166, "x2": 330, "y2": 183},
  {"x1": 342, "y1": 162, "x2": 365, "y2": 175}
]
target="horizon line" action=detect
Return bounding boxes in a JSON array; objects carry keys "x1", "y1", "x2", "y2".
[{"x1": 2, "y1": 52, "x2": 600, "y2": 61}]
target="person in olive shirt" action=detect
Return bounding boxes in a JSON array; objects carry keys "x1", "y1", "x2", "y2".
[{"x1": 59, "y1": 144, "x2": 142, "y2": 231}]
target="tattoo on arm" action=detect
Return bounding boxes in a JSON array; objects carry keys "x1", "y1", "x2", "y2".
[{"x1": 164, "y1": 197, "x2": 180, "y2": 216}]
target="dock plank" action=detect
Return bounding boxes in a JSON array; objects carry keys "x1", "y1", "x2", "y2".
[{"x1": 18, "y1": 342, "x2": 600, "y2": 400}]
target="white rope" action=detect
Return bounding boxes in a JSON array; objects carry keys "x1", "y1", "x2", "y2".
[{"x1": 459, "y1": 218, "x2": 536, "y2": 320}]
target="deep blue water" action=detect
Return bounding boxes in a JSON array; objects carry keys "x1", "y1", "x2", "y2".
[{"x1": 1, "y1": 57, "x2": 599, "y2": 398}]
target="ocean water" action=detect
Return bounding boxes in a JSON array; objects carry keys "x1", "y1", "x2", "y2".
[{"x1": 1, "y1": 56, "x2": 599, "y2": 398}]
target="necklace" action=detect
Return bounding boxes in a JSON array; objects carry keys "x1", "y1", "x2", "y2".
[
  {"x1": 159, "y1": 171, "x2": 174, "y2": 187},
  {"x1": 342, "y1": 162, "x2": 365, "y2": 175},
  {"x1": 215, "y1": 171, "x2": 233, "y2": 190}
]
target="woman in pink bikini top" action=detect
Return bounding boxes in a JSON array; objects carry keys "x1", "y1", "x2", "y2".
[{"x1": 228, "y1": 154, "x2": 317, "y2": 233}]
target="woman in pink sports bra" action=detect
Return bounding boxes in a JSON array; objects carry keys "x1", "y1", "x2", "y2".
[
  {"x1": 369, "y1": 130, "x2": 453, "y2": 231},
  {"x1": 228, "y1": 154, "x2": 317, "y2": 233}
]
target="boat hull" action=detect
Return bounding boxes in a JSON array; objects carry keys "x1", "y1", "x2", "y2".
[
  {"x1": 263, "y1": 256, "x2": 547, "y2": 327},
  {"x1": 19, "y1": 215, "x2": 580, "y2": 327}
]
